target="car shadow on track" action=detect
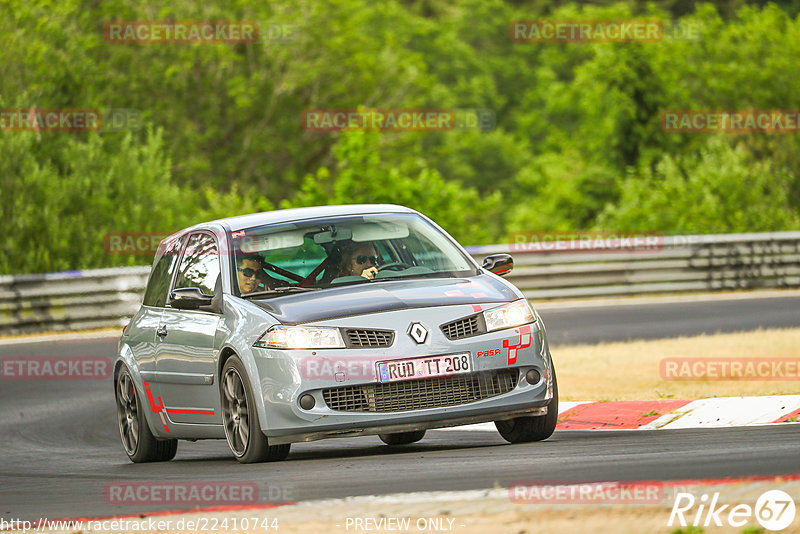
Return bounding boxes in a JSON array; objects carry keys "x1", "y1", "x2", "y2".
[{"x1": 166, "y1": 430, "x2": 573, "y2": 464}]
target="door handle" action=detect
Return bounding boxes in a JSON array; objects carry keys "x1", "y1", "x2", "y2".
[{"x1": 156, "y1": 325, "x2": 168, "y2": 338}]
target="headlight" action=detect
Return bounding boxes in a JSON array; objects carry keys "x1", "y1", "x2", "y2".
[
  {"x1": 254, "y1": 325, "x2": 345, "y2": 349},
  {"x1": 483, "y1": 300, "x2": 535, "y2": 332}
]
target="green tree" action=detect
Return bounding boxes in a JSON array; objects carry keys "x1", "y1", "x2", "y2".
[
  {"x1": 0, "y1": 127, "x2": 274, "y2": 274},
  {"x1": 0, "y1": 129, "x2": 181, "y2": 273},
  {"x1": 597, "y1": 137, "x2": 800, "y2": 233},
  {"x1": 283, "y1": 131, "x2": 503, "y2": 244}
]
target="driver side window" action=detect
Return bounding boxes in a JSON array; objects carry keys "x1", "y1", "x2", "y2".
[
  {"x1": 142, "y1": 236, "x2": 185, "y2": 307},
  {"x1": 175, "y1": 233, "x2": 220, "y2": 296}
]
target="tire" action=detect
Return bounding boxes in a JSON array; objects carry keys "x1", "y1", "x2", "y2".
[
  {"x1": 495, "y1": 367, "x2": 559, "y2": 444},
  {"x1": 115, "y1": 366, "x2": 178, "y2": 463},
  {"x1": 378, "y1": 430, "x2": 426, "y2": 445},
  {"x1": 220, "y1": 355, "x2": 290, "y2": 463}
]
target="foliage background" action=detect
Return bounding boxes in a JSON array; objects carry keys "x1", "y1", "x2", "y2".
[{"x1": 1, "y1": 0, "x2": 799, "y2": 273}]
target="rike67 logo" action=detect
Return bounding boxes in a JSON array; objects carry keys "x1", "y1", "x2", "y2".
[{"x1": 669, "y1": 490, "x2": 796, "y2": 531}]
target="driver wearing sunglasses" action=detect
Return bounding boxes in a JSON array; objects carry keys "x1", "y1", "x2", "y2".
[{"x1": 341, "y1": 243, "x2": 381, "y2": 280}]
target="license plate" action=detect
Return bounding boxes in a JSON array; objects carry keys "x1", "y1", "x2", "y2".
[{"x1": 376, "y1": 353, "x2": 472, "y2": 383}]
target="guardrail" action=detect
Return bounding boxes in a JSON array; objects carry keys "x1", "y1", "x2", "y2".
[
  {"x1": 0, "y1": 267, "x2": 150, "y2": 335},
  {"x1": 1, "y1": 231, "x2": 799, "y2": 334},
  {"x1": 468, "y1": 231, "x2": 800, "y2": 300}
]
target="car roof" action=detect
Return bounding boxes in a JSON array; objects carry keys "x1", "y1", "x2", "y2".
[{"x1": 187, "y1": 204, "x2": 418, "y2": 233}]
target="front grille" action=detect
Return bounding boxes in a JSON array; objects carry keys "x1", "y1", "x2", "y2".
[
  {"x1": 345, "y1": 329, "x2": 394, "y2": 348},
  {"x1": 441, "y1": 315, "x2": 481, "y2": 340},
  {"x1": 322, "y1": 369, "x2": 518, "y2": 413}
]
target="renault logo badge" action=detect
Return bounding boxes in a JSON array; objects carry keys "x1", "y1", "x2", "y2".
[{"x1": 408, "y1": 322, "x2": 429, "y2": 344}]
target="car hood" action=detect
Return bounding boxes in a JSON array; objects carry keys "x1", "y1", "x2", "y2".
[{"x1": 250, "y1": 275, "x2": 519, "y2": 324}]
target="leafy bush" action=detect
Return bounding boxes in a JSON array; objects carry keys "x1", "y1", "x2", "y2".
[
  {"x1": 282, "y1": 132, "x2": 503, "y2": 245},
  {"x1": 597, "y1": 138, "x2": 800, "y2": 233},
  {"x1": 2, "y1": 0, "x2": 800, "y2": 273},
  {"x1": 0, "y1": 129, "x2": 273, "y2": 274},
  {"x1": 0, "y1": 129, "x2": 181, "y2": 273}
]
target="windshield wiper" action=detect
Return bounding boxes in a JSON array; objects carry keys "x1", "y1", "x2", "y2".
[{"x1": 243, "y1": 286, "x2": 321, "y2": 298}]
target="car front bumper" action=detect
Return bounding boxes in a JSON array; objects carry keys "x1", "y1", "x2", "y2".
[
  {"x1": 250, "y1": 304, "x2": 554, "y2": 444},
  {"x1": 266, "y1": 404, "x2": 549, "y2": 445}
]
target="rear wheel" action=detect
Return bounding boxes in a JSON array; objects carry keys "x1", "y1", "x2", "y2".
[
  {"x1": 221, "y1": 356, "x2": 290, "y2": 463},
  {"x1": 115, "y1": 367, "x2": 177, "y2": 462},
  {"x1": 496, "y1": 367, "x2": 558, "y2": 444},
  {"x1": 379, "y1": 430, "x2": 426, "y2": 445}
]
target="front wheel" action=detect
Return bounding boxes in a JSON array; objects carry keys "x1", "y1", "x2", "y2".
[
  {"x1": 115, "y1": 366, "x2": 177, "y2": 463},
  {"x1": 379, "y1": 430, "x2": 426, "y2": 445},
  {"x1": 495, "y1": 367, "x2": 558, "y2": 444},
  {"x1": 220, "y1": 355, "x2": 290, "y2": 463}
]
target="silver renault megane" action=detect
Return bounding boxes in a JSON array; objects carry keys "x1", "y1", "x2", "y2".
[{"x1": 114, "y1": 204, "x2": 557, "y2": 463}]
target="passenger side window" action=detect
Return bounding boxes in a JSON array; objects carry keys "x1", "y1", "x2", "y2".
[
  {"x1": 174, "y1": 233, "x2": 220, "y2": 296},
  {"x1": 142, "y1": 236, "x2": 185, "y2": 308}
]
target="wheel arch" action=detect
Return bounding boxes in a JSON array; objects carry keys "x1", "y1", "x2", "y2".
[
  {"x1": 217, "y1": 344, "x2": 271, "y2": 434},
  {"x1": 218, "y1": 346, "x2": 238, "y2": 381},
  {"x1": 113, "y1": 344, "x2": 164, "y2": 439}
]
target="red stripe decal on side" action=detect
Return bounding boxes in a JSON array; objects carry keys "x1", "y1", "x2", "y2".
[
  {"x1": 165, "y1": 408, "x2": 216, "y2": 415},
  {"x1": 142, "y1": 381, "x2": 170, "y2": 433}
]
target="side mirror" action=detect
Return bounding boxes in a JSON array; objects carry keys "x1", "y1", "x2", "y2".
[
  {"x1": 169, "y1": 287, "x2": 214, "y2": 310},
  {"x1": 482, "y1": 254, "x2": 513, "y2": 276}
]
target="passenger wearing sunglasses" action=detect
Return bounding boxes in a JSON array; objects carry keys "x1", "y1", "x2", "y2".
[
  {"x1": 236, "y1": 255, "x2": 264, "y2": 295},
  {"x1": 235, "y1": 254, "x2": 289, "y2": 295},
  {"x1": 340, "y1": 243, "x2": 381, "y2": 280}
]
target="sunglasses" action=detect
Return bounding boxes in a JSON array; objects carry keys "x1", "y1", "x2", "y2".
[
  {"x1": 237, "y1": 267, "x2": 259, "y2": 278},
  {"x1": 356, "y1": 255, "x2": 379, "y2": 266}
]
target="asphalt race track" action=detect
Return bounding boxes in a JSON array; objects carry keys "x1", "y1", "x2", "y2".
[{"x1": 2, "y1": 294, "x2": 799, "y2": 520}]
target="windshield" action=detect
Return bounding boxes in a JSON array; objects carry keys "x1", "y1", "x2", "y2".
[{"x1": 230, "y1": 213, "x2": 476, "y2": 296}]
